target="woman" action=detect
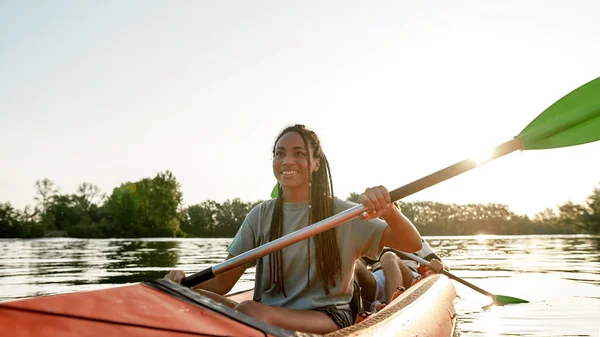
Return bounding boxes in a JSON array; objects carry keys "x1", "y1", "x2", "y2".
[{"x1": 166, "y1": 124, "x2": 422, "y2": 334}]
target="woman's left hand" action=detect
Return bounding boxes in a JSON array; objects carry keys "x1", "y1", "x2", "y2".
[
  {"x1": 164, "y1": 270, "x2": 186, "y2": 284},
  {"x1": 359, "y1": 186, "x2": 394, "y2": 220}
]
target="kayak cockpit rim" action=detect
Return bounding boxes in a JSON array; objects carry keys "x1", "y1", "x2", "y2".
[
  {"x1": 144, "y1": 279, "x2": 313, "y2": 337},
  {"x1": 146, "y1": 274, "x2": 455, "y2": 337}
]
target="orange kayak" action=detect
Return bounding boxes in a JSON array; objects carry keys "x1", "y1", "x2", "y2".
[{"x1": 0, "y1": 274, "x2": 456, "y2": 336}]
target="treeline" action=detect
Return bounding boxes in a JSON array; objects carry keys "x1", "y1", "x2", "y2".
[
  {"x1": 0, "y1": 171, "x2": 265, "y2": 239},
  {"x1": 346, "y1": 189, "x2": 600, "y2": 235},
  {"x1": 1, "y1": 172, "x2": 599, "y2": 238},
  {"x1": 179, "y1": 199, "x2": 263, "y2": 237},
  {"x1": 0, "y1": 172, "x2": 187, "y2": 238},
  {"x1": 0, "y1": 171, "x2": 265, "y2": 238}
]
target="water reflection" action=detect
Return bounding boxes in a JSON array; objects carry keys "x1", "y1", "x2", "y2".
[
  {"x1": 94, "y1": 240, "x2": 180, "y2": 284},
  {"x1": 0, "y1": 239, "x2": 187, "y2": 298},
  {"x1": 0, "y1": 235, "x2": 598, "y2": 337}
]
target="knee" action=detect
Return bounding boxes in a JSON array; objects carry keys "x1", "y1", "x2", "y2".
[
  {"x1": 235, "y1": 301, "x2": 268, "y2": 323},
  {"x1": 354, "y1": 259, "x2": 363, "y2": 274},
  {"x1": 380, "y1": 252, "x2": 398, "y2": 268},
  {"x1": 235, "y1": 300, "x2": 257, "y2": 314},
  {"x1": 354, "y1": 259, "x2": 367, "y2": 276}
]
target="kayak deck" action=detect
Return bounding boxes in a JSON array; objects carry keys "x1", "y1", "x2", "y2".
[
  {"x1": 227, "y1": 273, "x2": 457, "y2": 336},
  {"x1": 328, "y1": 274, "x2": 457, "y2": 337},
  {"x1": 0, "y1": 274, "x2": 456, "y2": 336}
]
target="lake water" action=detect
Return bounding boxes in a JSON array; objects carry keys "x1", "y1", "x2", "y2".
[{"x1": 1, "y1": 235, "x2": 599, "y2": 336}]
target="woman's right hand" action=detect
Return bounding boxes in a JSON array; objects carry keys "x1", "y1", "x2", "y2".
[{"x1": 164, "y1": 270, "x2": 186, "y2": 284}]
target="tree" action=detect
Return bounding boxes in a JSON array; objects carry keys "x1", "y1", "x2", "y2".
[
  {"x1": 346, "y1": 192, "x2": 361, "y2": 204},
  {"x1": 103, "y1": 171, "x2": 183, "y2": 237},
  {"x1": 104, "y1": 182, "x2": 141, "y2": 237},
  {"x1": 215, "y1": 198, "x2": 253, "y2": 237},
  {"x1": 558, "y1": 201, "x2": 590, "y2": 233},
  {"x1": 0, "y1": 203, "x2": 21, "y2": 237},
  {"x1": 582, "y1": 185, "x2": 600, "y2": 233},
  {"x1": 146, "y1": 171, "x2": 183, "y2": 236},
  {"x1": 0, "y1": 203, "x2": 43, "y2": 238},
  {"x1": 34, "y1": 178, "x2": 58, "y2": 215},
  {"x1": 181, "y1": 200, "x2": 219, "y2": 236},
  {"x1": 75, "y1": 183, "x2": 102, "y2": 212},
  {"x1": 46, "y1": 194, "x2": 81, "y2": 231}
]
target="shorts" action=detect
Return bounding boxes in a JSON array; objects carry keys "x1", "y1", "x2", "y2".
[
  {"x1": 315, "y1": 304, "x2": 354, "y2": 329},
  {"x1": 372, "y1": 269, "x2": 387, "y2": 311}
]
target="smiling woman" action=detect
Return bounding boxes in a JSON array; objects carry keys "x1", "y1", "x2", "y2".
[
  {"x1": 272, "y1": 126, "x2": 323, "y2": 203},
  {"x1": 165, "y1": 123, "x2": 423, "y2": 334}
]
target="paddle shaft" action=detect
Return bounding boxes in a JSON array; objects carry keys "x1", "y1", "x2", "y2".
[
  {"x1": 389, "y1": 137, "x2": 523, "y2": 201},
  {"x1": 181, "y1": 138, "x2": 524, "y2": 287},
  {"x1": 396, "y1": 251, "x2": 495, "y2": 298}
]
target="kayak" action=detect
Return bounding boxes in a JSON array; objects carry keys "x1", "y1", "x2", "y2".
[{"x1": 0, "y1": 273, "x2": 457, "y2": 336}]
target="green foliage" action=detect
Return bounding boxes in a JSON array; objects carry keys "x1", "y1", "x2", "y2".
[
  {"x1": 395, "y1": 201, "x2": 530, "y2": 235},
  {"x1": 0, "y1": 203, "x2": 44, "y2": 238},
  {"x1": 66, "y1": 223, "x2": 105, "y2": 238},
  {"x1": 180, "y1": 199, "x2": 262, "y2": 237},
  {"x1": 583, "y1": 186, "x2": 600, "y2": 233},
  {"x1": 2, "y1": 176, "x2": 600, "y2": 238},
  {"x1": 0, "y1": 203, "x2": 23, "y2": 237},
  {"x1": 346, "y1": 185, "x2": 600, "y2": 236},
  {"x1": 346, "y1": 192, "x2": 361, "y2": 203},
  {"x1": 180, "y1": 200, "x2": 219, "y2": 237},
  {"x1": 103, "y1": 171, "x2": 184, "y2": 237}
]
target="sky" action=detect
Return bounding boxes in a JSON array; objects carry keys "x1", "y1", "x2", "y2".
[{"x1": 1, "y1": 0, "x2": 600, "y2": 217}]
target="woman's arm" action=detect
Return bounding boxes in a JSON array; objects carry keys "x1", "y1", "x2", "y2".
[
  {"x1": 379, "y1": 207, "x2": 422, "y2": 253},
  {"x1": 165, "y1": 254, "x2": 245, "y2": 295},
  {"x1": 192, "y1": 255, "x2": 246, "y2": 295},
  {"x1": 359, "y1": 186, "x2": 422, "y2": 253}
]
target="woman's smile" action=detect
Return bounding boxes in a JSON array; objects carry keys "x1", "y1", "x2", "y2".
[{"x1": 281, "y1": 170, "x2": 300, "y2": 177}]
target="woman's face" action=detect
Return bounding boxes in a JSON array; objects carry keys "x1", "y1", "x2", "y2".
[{"x1": 272, "y1": 131, "x2": 320, "y2": 190}]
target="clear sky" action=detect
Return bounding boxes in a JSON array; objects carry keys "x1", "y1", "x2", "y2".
[{"x1": 2, "y1": 1, "x2": 600, "y2": 217}]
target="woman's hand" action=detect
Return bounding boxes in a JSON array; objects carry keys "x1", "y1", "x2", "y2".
[
  {"x1": 359, "y1": 186, "x2": 394, "y2": 220},
  {"x1": 164, "y1": 270, "x2": 186, "y2": 284}
]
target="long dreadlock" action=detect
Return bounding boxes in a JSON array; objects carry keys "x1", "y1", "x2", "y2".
[{"x1": 269, "y1": 124, "x2": 342, "y2": 296}]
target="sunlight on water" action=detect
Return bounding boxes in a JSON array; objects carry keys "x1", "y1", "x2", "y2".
[
  {"x1": 0, "y1": 235, "x2": 599, "y2": 336},
  {"x1": 438, "y1": 235, "x2": 600, "y2": 337}
]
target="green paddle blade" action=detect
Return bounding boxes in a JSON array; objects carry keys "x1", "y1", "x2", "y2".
[
  {"x1": 271, "y1": 183, "x2": 279, "y2": 198},
  {"x1": 493, "y1": 294, "x2": 529, "y2": 306},
  {"x1": 518, "y1": 77, "x2": 600, "y2": 150}
]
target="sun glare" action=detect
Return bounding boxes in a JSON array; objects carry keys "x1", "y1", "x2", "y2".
[
  {"x1": 472, "y1": 146, "x2": 496, "y2": 165},
  {"x1": 475, "y1": 234, "x2": 491, "y2": 243},
  {"x1": 479, "y1": 307, "x2": 502, "y2": 337}
]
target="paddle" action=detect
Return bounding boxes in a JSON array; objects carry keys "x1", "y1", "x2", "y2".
[
  {"x1": 181, "y1": 76, "x2": 600, "y2": 288},
  {"x1": 396, "y1": 251, "x2": 528, "y2": 305}
]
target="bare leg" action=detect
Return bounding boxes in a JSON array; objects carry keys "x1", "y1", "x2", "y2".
[
  {"x1": 235, "y1": 300, "x2": 339, "y2": 334},
  {"x1": 398, "y1": 259, "x2": 415, "y2": 290},
  {"x1": 354, "y1": 259, "x2": 377, "y2": 303},
  {"x1": 380, "y1": 252, "x2": 410, "y2": 303},
  {"x1": 193, "y1": 289, "x2": 339, "y2": 333},
  {"x1": 194, "y1": 289, "x2": 238, "y2": 309}
]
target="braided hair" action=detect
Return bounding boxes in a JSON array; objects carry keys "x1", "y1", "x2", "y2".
[{"x1": 269, "y1": 124, "x2": 342, "y2": 296}]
